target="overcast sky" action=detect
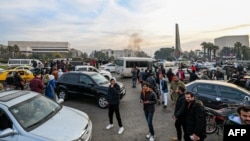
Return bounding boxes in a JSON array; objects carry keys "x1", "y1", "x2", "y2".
[{"x1": 0, "y1": 0, "x2": 250, "y2": 56}]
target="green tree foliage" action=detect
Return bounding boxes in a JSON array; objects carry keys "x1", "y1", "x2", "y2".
[
  {"x1": 200, "y1": 42, "x2": 219, "y2": 61},
  {"x1": 135, "y1": 51, "x2": 150, "y2": 57},
  {"x1": 94, "y1": 51, "x2": 107, "y2": 59},
  {"x1": 154, "y1": 47, "x2": 175, "y2": 60}
]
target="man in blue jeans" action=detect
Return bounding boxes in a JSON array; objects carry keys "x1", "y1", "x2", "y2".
[{"x1": 140, "y1": 83, "x2": 157, "y2": 141}]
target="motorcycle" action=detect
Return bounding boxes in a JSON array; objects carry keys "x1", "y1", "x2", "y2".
[{"x1": 205, "y1": 96, "x2": 250, "y2": 135}]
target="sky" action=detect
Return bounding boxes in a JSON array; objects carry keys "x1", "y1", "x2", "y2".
[{"x1": 0, "y1": 0, "x2": 250, "y2": 56}]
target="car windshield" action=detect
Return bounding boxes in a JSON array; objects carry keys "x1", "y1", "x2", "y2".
[
  {"x1": 91, "y1": 73, "x2": 109, "y2": 84},
  {"x1": 10, "y1": 95, "x2": 61, "y2": 129}
]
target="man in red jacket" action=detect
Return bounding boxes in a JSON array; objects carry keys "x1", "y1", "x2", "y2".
[{"x1": 29, "y1": 71, "x2": 45, "y2": 94}]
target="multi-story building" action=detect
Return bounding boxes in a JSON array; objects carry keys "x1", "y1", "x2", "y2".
[
  {"x1": 90, "y1": 49, "x2": 137, "y2": 58},
  {"x1": 214, "y1": 35, "x2": 249, "y2": 50},
  {"x1": 8, "y1": 41, "x2": 70, "y2": 55}
]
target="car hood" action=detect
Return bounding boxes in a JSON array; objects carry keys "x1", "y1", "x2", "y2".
[
  {"x1": 30, "y1": 106, "x2": 90, "y2": 140},
  {"x1": 99, "y1": 70, "x2": 110, "y2": 74}
]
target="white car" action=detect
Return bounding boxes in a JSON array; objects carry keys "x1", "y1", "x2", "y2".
[
  {"x1": 0, "y1": 90, "x2": 92, "y2": 141},
  {"x1": 74, "y1": 65, "x2": 113, "y2": 80},
  {"x1": 99, "y1": 63, "x2": 116, "y2": 72}
]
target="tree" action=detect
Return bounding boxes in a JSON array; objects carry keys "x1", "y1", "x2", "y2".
[
  {"x1": 154, "y1": 47, "x2": 175, "y2": 60},
  {"x1": 211, "y1": 45, "x2": 219, "y2": 61},
  {"x1": 188, "y1": 50, "x2": 197, "y2": 60},
  {"x1": 234, "y1": 42, "x2": 242, "y2": 60},
  {"x1": 94, "y1": 51, "x2": 106, "y2": 59},
  {"x1": 200, "y1": 42, "x2": 216, "y2": 61},
  {"x1": 135, "y1": 51, "x2": 150, "y2": 57},
  {"x1": 13, "y1": 44, "x2": 20, "y2": 58},
  {"x1": 81, "y1": 52, "x2": 88, "y2": 59}
]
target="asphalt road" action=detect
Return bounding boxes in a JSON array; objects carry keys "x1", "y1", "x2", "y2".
[{"x1": 62, "y1": 73, "x2": 223, "y2": 141}]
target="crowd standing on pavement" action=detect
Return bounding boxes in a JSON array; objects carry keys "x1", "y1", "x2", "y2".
[{"x1": 3, "y1": 58, "x2": 250, "y2": 140}]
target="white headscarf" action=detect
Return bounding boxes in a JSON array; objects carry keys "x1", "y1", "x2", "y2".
[{"x1": 49, "y1": 75, "x2": 55, "y2": 80}]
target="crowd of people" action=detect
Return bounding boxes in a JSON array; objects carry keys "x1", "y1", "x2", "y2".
[
  {"x1": 3, "y1": 59, "x2": 69, "y2": 101},
  {"x1": 123, "y1": 64, "x2": 250, "y2": 141}
]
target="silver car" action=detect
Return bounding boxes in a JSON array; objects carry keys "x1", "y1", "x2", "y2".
[{"x1": 0, "y1": 90, "x2": 92, "y2": 141}]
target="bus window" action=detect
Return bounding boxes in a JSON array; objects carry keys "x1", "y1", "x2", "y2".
[{"x1": 115, "y1": 60, "x2": 124, "y2": 66}]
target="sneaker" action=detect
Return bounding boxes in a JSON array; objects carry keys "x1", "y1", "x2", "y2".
[
  {"x1": 146, "y1": 133, "x2": 151, "y2": 139},
  {"x1": 163, "y1": 105, "x2": 167, "y2": 109},
  {"x1": 149, "y1": 136, "x2": 155, "y2": 141},
  {"x1": 106, "y1": 124, "x2": 113, "y2": 130},
  {"x1": 118, "y1": 127, "x2": 124, "y2": 134}
]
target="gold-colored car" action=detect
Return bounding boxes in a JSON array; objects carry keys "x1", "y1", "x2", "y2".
[{"x1": 0, "y1": 69, "x2": 34, "y2": 82}]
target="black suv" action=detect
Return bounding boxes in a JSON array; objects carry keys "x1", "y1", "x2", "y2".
[{"x1": 56, "y1": 71, "x2": 126, "y2": 108}]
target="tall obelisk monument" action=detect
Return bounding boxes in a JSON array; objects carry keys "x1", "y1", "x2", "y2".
[{"x1": 174, "y1": 23, "x2": 183, "y2": 59}]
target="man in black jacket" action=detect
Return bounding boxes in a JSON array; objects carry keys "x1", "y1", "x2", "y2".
[
  {"x1": 106, "y1": 78, "x2": 124, "y2": 135},
  {"x1": 140, "y1": 83, "x2": 157, "y2": 141},
  {"x1": 173, "y1": 85, "x2": 187, "y2": 141},
  {"x1": 184, "y1": 92, "x2": 206, "y2": 141}
]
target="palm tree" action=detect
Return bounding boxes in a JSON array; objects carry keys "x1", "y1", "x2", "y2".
[
  {"x1": 13, "y1": 44, "x2": 20, "y2": 57},
  {"x1": 201, "y1": 42, "x2": 214, "y2": 61},
  {"x1": 234, "y1": 42, "x2": 242, "y2": 60},
  {"x1": 211, "y1": 45, "x2": 219, "y2": 61},
  {"x1": 201, "y1": 42, "x2": 207, "y2": 60}
]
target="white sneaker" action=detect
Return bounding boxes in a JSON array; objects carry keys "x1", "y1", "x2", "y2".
[
  {"x1": 146, "y1": 133, "x2": 151, "y2": 139},
  {"x1": 118, "y1": 127, "x2": 124, "y2": 134},
  {"x1": 106, "y1": 124, "x2": 113, "y2": 129},
  {"x1": 149, "y1": 136, "x2": 155, "y2": 141}
]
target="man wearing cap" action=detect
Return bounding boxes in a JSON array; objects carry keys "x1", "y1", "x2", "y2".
[
  {"x1": 29, "y1": 71, "x2": 45, "y2": 94},
  {"x1": 106, "y1": 78, "x2": 124, "y2": 135}
]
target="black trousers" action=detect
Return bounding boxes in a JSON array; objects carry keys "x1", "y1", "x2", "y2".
[
  {"x1": 108, "y1": 104, "x2": 123, "y2": 127},
  {"x1": 175, "y1": 118, "x2": 186, "y2": 141}
]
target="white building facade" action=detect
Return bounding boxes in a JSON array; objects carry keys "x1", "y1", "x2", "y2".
[
  {"x1": 214, "y1": 35, "x2": 249, "y2": 50},
  {"x1": 8, "y1": 41, "x2": 70, "y2": 55}
]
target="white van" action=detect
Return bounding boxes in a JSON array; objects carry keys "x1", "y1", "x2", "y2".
[{"x1": 7, "y1": 59, "x2": 43, "y2": 67}]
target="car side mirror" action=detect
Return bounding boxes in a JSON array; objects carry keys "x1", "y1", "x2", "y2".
[
  {"x1": 0, "y1": 128, "x2": 16, "y2": 138},
  {"x1": 244, "y1": 96, "x2": 250, "y2": 101}
]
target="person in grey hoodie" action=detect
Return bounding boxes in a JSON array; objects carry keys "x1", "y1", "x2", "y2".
[{"x1": 226, "y1": 105, "x2": 250, "y2": 125}]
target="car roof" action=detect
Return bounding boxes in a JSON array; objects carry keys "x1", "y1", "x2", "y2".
[
  {"x1": 66, "y1": 71, "x2": 97, "y2": 75},
  {"x1": 0, "y1": 90, "x2": 38, "y2": 107},
  {"x1": 187, "y1": 80, "x2": 250, "y2": 93}
]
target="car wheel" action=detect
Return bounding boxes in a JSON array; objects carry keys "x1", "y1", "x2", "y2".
[
  {"x1": 97, "y1": 95, "x2": 108, "y2": 109},
  {"x1": 58, "y1": 89, "x2": 68, "y2": 100}
]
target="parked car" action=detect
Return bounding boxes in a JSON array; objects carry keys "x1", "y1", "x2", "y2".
[
  {"x1": 56, "y1": 71, "x2": 126, "y2": 108},
  {"x1": 0, "y1": 90, "x2": 92, "y2": 141},
  {"x1": 172, "y1": 68, "x2": 201, "y2": 83},
  {"x1": 13, "y1": 65, "x2": 34, "y2": 70},
  {"x1": 0, "y1": 69, "x2": 34, "y2": 82},
  {"x1": 74, "y1": 65, "x2": 113, "y2": 80},
  {"x1": 186, "y1": 80, "x2": 250, "y2": 109},
  {"x1": 99, "y1": 63, "x2": 116, "y2": 73}
]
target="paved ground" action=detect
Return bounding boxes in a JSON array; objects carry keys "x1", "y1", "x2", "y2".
[{"x1": 61, "y1": 73, "x2": 223, "y2": 141}]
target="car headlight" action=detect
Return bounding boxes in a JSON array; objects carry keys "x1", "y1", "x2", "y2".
[{"x1": 76, "y1": 119, "x2": 92, "y2": 141}]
